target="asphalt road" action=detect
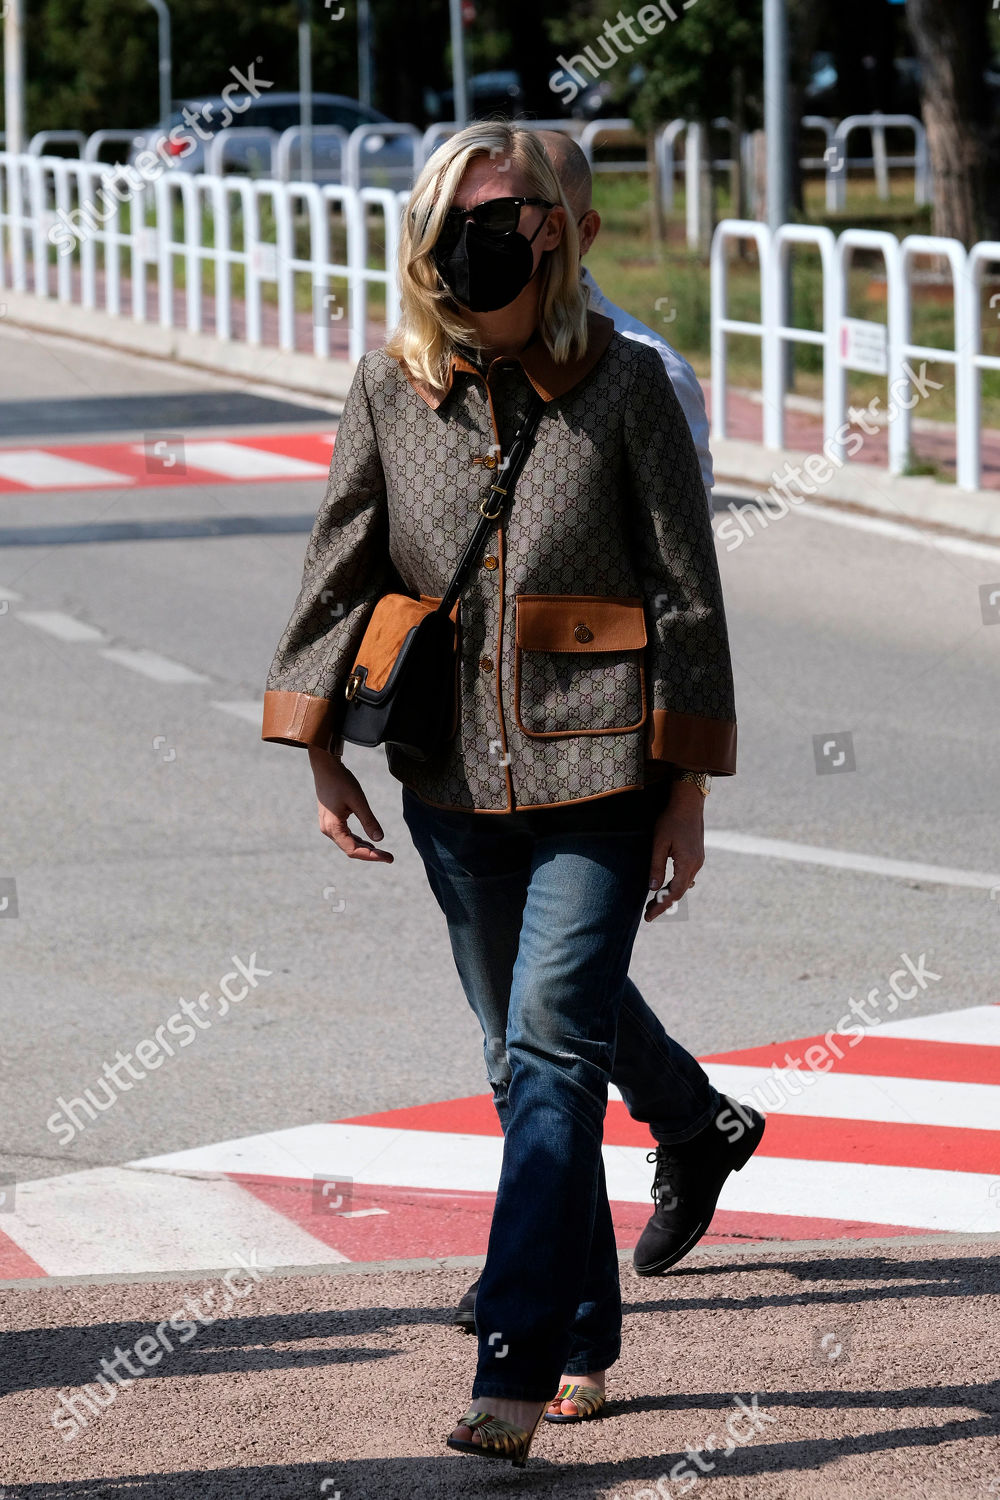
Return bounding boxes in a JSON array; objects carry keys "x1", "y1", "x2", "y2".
[{"x1": 2, "y1": 324, "x2": 998, "y2": 1193}]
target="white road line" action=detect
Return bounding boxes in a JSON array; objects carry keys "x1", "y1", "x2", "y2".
[
  {"x1": 714, "y1": 490, "x2": 1000, "y2": 562},
  {"x1": 796, "y1": 500, "x2": 1000, "y2": 563},
  {"x1": 706, "y1": 829, "x2": 1000, "y2": 891},
  {"x1": 174, "y1": 441, "x2": 329, "y2": 480},
  {"x1": 17, "y1": 610, "x2": 107, "y2": 643},
  {"x1": 0, "y1": 450, "x2": 133, "y2": 489},
  {"x1": 4, "y1": 1166, "x2": 346, "y2": 1277},
  {"x1": 134, "y1": 1124, "x2": 999, "y2": 1234},
  {"x1": 715, "y1": 1152, "x2": 998, "y2": 1234},
  {"x1": 98, "y1": 647, "x2": 211, "y2": 684},
  {"x1": 703, "y1": 1065, "x2": 1000, "y2": 1131},
  {"x1": 0, "y1": 584, "x2": 24, "y2": 602},
  {"x1": 874, "y1": 1006, "x2": 1000, "y2": 1046},
  {"x1": 212, "y1": 700, "x2": 265, "y2": 724}
]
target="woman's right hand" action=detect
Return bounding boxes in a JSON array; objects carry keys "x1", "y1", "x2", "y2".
[{"x1": 308, "y1": 746, "x2": 393, "y2": 863}]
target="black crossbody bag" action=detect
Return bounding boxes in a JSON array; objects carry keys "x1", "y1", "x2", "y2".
[{"x1": 340, "y1": 392, "x2": 545, "y2": 761}]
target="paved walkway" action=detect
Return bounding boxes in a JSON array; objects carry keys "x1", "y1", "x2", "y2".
[{"x1": 4, "y1": 1236, "x2": 998, "y2": 1497}]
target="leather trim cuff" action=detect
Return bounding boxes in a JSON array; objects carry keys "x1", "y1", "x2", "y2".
[
  {"x1": 646, "y1": 709, "x2": 737, "y2": 775},
  {"x1": 261, "y1": 690, "x2": 340, "y2": 750}
]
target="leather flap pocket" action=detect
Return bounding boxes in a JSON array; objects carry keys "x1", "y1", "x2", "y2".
[{"x1": 515, "y1": 594, "x2": 647, "y2": 653}]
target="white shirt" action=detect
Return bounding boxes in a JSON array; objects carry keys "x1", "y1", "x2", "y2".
[{"x1": 582, "y1": 267, "x2": 714, "y2": 508}]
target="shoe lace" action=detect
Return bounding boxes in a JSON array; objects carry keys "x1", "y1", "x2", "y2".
[{"x1": 646, "y1": 1145, "x2": 683, "y2": 1209}]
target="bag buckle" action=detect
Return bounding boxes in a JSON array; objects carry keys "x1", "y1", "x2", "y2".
[
  {"x1": 480, "y1": 483, "x2": 507, "y2": 519},
  {"x1": 345, "y1": 668, "x2": 364, "y2": 701}
]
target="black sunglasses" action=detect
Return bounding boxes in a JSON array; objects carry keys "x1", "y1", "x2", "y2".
[{"x1": 427, "y1": 196, "x2": 554, "y2": 256}]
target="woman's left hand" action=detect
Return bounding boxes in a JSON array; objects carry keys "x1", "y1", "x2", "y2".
[{"x1": 644, "y1": 780, "x2": 706, "y2": 923}]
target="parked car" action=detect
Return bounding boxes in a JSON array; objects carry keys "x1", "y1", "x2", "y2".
[{"x1": 130, "y1": 91, "x2": 415, "y2": 187}]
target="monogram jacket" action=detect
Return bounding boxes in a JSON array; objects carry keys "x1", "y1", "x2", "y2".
[{"x1": 261, "y1": 311, "x2": 737, "y2": 813}]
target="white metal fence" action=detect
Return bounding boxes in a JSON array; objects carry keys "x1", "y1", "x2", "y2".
[
  {"x1": 4, "y1": 152, "x2": 994, "y2": 495},
  {"x1": 0, "y1": 151, "x2": 404, "y2": 362},
  {"x1": 711, "y1": 218, "x2": 1000, "y2": 492}
]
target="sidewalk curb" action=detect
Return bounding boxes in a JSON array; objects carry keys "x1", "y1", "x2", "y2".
[
  {"x1": 0, "y1": 290, "x2": 357, "y2": 404},
  {"x1": 713, "y1": 436, "x2": 1000, "y2": 541},
  {"x1": 6, "y1": 1230, "x2": 999, "y2": 1294}
]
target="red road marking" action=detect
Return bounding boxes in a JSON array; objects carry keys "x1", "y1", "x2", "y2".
[
  {"x1": 703, "y1": 1034, "x2": 1000, "y2": 1087},
  {"x1": 343, "y1": 1095, "x2": 1000, "y2": 1175},
  {"x1": 230, "y1": 1174, "x2": 932, "y2": 1263},
  {"x1": 0, "y1": 433, "x2": 336, "y2": 493},
  {"x1": 0, "y1": 1228, "x2": 46, "y2": 1279}
]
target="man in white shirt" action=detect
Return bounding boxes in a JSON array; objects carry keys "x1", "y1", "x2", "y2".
[{"x1": 537, "y1": 130, "x2": 714, "y2": 512}]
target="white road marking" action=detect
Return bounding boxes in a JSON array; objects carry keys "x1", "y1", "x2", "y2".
[
  {"x1": 3, "y1": 1165, "x2": 346, "y2": 1276},
  {"x1": 340, "y1": 1208, "x2": 389, "y2": 1219},
  {"x1": 714, "y1": 1152, "x2": 999, "y2": 1235},
  {"x1": 17, "y1": 610, "x2": 107, "y2": 643},
  {"x1": 0, "y1": 583, "x2": 24, "y2": 602},
  {"x1": 98, "y1": 647, "x2": 211, "y2": 684},
  {"x1": 212, "y1": 700, "x2": 265, "y2": 724},
  {"x1": 0, "y1": 450, "x2": 133, "y2": 489},
  {"x1": 703, "y1": 1065, "x2": 1000, "y2": 1131},
  {"x1": 714, "y1": 489, "x2": 1000, "y2": 562},
  {"x1": 873, "y1": 1006, "x2": 1000, "y2": 1046},
  {"x1": 705, "y1": 829, "x2": 1000, "y2": 891},
  {"x1": 173, "y1": 441, "x2": 329, "y2": 480},
  {"x1": 796, "y1": 500, "x2": 1000, "y2": 563},
  {"x1": 133, "y1": 1122, "x2": 999, "y2": 1235}
]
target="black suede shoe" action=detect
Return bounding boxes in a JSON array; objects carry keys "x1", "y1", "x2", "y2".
[
  {"x1": 632, "y1": 1097, "x2": 766, "y2": 1276},
  {"x1": 453, "y1": 1275, "x2": 479, "y2": 1332}
]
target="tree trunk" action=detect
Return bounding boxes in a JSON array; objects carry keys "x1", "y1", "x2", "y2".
[{"x1": 907, "y1": 0, "x2": 1000, "y2": 244}]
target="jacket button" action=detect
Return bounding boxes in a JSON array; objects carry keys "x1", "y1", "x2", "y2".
[
  {"x1": 482, "y1": 555, "x2": 498, "y2": 570},
  {"x1": 479, "y1": 656, "x2": 494, "y2": 672},
  {"x1": 574, "y1": 623, "x2": 594, "y2": 643}
]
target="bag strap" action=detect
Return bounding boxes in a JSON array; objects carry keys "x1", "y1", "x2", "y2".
[{"x1": 437, "y1": 391, "x2": 546, "y2": 618}]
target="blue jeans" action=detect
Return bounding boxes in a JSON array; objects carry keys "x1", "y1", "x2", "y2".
[{"x1": 401, "y1": 785, "x2": 719, "y2": 1402}]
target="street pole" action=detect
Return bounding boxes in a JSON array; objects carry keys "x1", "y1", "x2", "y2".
[
  {"x1": 763, "y1": 0, "x2": 789, "y2": 234},
  {"x1": 3, "y1": 0, "x2": 27, "y2": 289},
  {"x1": 449, "y1": 0, "x2": 468, "y2": 127},
  {"x1": 763, "y1": 0, "x2": 792, "y2": 386},
  {"x1": 3, "y1": 0, "x2": 27, "y2": 155},
  {"x1": 144, "y1": 0, "x2": 172, "y2": 131},
  {"x1": 298, "y1": 0, "x2": 313, "y2": 182},
  {"x1": 358, "y1": 0, "x2": 373, "y2": 110}
]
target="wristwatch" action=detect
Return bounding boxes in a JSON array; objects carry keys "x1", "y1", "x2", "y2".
[{"x1": 677, "y1": 770, "x2": 712, "y2": 797}]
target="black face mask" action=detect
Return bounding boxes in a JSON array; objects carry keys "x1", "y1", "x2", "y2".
[{"x1": 433, "y1": 214, "x2": 548, "y2": 313}]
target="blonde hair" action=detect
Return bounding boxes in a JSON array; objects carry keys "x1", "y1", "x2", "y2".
[{"x1": 386, "y1": 121, "x2": 588, "y2": 395}]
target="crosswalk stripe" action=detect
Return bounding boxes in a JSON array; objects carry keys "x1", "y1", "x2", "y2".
[
  {"x1": 7, "y1": 1006, "x2": 998, "y2": 1278},
  {"x1": 0, "y1": 450, "x2": 134, "y2": 489},
  {"x1": 873, "y1": 1006, "x2": 1000, "y2": 1046},
  {"x1": 136, "y1": 1123, "x2": 1000, "y2": 1236},
  {"x1": 177, "y1": 441, "x2": 329, "y2": 480},
  {"x1": 704, "y1": 1065, "x2": 1000, "y2": 1131},
  {"x1": 2, "y1": 1165, "x2": 346, "y2": 1277},
  {"x1": 17, "y1": 610, "x2": 107, "y2": 643}
]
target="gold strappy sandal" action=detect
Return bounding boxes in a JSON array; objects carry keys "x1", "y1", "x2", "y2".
[
  {"x1": 445, "y1": 1405, "x2": 546, "y2": 1467},
  {"x1": 544, "y1": 1382, "x2": 608, "y2": 1423}
]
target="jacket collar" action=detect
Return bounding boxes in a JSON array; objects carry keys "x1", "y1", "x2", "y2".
[{"x1": 403, "y1": 310, "x2": 616, "y2": 410}]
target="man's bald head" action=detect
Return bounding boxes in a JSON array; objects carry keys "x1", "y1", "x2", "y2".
[{"x1": 535, "y1": 130, "x2": 593, "y2": 222}]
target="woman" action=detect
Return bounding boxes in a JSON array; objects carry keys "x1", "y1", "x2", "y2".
[{"x1": 261, "y1": 120, "x2": 737, "y2": 1466}]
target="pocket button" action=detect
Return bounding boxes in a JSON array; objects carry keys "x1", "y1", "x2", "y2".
[
  {"x1": 479, "y1": 656, "x2": 494, "y2": 672},
  {"x1": 573, "y1": 623, "x2": 594, "y2": 643},
  {"x1": 482, "y1": 555, "x2": 498, "y2": 570}
]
